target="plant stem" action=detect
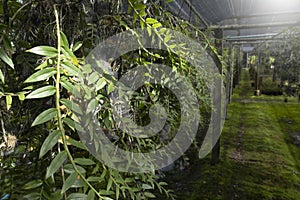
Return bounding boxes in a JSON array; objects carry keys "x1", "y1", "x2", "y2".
[{"x1": 53, "y1": 5, "x2": 103, "y2": 198}]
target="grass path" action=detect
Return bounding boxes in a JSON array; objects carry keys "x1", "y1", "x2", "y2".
[{"x1": 164, "y1": 68, "x2": 300, "y2": 200}]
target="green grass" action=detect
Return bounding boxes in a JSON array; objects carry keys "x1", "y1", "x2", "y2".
[{"x1": 162, "y1": 69, "x2": 300, "y2": 200}]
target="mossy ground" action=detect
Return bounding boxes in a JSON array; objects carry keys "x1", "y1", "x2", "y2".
[{"x1": 162, "y1": 69, "x2": 300, "y2": 199}]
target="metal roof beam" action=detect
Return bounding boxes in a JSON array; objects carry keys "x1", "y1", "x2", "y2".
[
  {"x1": 210, "y1": 21, "x2": 300, "y2": 30},
  {"x1": 183, "y1": 0, "x2": 209, "y2": 27},
  {"x1": 221, "y1": 10, "x2": 300, "y2": 21}
]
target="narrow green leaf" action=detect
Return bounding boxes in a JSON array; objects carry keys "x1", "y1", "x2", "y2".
[
  {"x1": 32, "y1": 108, "x2": 57, "y2": 127},
  {"x1": 72, "y1": 42, "x2": 82, "y2": 52},
  {"x1": 99, "y1": 190, "x2": 115, "y2": 196},
  {"x1": 26, "y1": 46, "x2": 58, "y2": 58},
  {"x1": 35, "y1": 59, "x2": 54, "y2": 70},
  {"x1": 64, "y1": 164, "x2": 86, "y2": 174},
  {"x1": 88, "y1": 72, "x2": 99, "y2": 85},
  {"x1": 22, "y1": 193, "x2": 40, "y2": 199},
  {"x1": 147, "y1": 26, "x2": 152, "y2": 36},
  {"x1": 63, "y1": 117, "x2": 75, "y2": 131},
  {"x1": 46, "y1": 151, "x2": 67, "y2": 179},
  {"x1": 96, "y1": 78, "x2": 107, "y2": 91},
  {"x1": 164, "y1": 35, "x2": 172, "y2": 43},
  {"x1": 65, "y1": 137, "x2": 87, "y2": 150},
  {"x1": 22, "y1": 180, "x2": 43, "y2": 190},
  {"x1": 3, "y1": 34, "x2": 13, "y2": 52},
  {"x1": 61, "y1": 47, "x2": 77, "y2": 63},
  {"x1": 146, "y1": 18, "x2": 158, "y2": 24},
  {"x1": 60, "y1": 98, "x2": 83, "y2": 115},
  {"x1": 87, "y1": 99, "x2": 97, "y2": 113},
  {"x1": 152, "y1": 23, "x2": 162, "y2": 29},
  {"x1": 134, "y1": 3, "x2": 146, "y2": 10},
  {"x1": 61, "y1": 61, "x2": 81, "y2": 77},
  {"x1": 26, "y1": 86, "x2": 56, "y2": 99},
  {"x1": 107, "y1": 177, "x2": 113, "y2": 191},
  {"x1": 0, "y1": 48, "x2": 14, "y2": 69},
  {"x1": 24, "y1": 68, "x2": 56, "y2": 83},
  {"x1": 74, "y1": 158, "x2": 95, "y2": 166},
  {"x1": 87, "y1": 176, "x2": 103, "y2": 182},
  {"x1": 87, "y1": 190, "x2": 95, "y2": 200},
  {"x1": 23, "y1": 85, "x2": 33, "y2": 90},
  {"x1": 61, "y1": 173, "x2": 77, "y2": 194},
  {"x1": 60, "y1": 32, "x2": 69, "y2": 49},
  {"x1": 142, "y1": 184, "x2": 153, "y2": 190},
  {"x1": 5, "y1": 95, "x2": 12, "y2": 110},
  {"x1": 116, "y1": 186, "x2": 120, "y2": 200},
  {"x1": 107, "y1": 82, "x2": 115, "y2": 94},
  {"x1": 0, "y1": 69, "x2": 4, "y2": 83},
  {"x1": 144, "y1": 192, "x2": 156, "y2": 198},
  {"x1": 67, "y1": 193, "x2": 87, "y2": 200},
  {"x1": 61, "y1": 79, "x2": 75, "y2": 93},
  {"x1": 39, "y1": 130, "x2": 61, "y2": 158}
]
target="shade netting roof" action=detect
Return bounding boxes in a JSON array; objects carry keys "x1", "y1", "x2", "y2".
[{"x1": 167, "y1": 0, "x2": 300, "y2": 43}]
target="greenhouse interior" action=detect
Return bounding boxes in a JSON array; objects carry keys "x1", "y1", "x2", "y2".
[{"x1": 1, "y1": 0, "x2": 300, "y2": 199}]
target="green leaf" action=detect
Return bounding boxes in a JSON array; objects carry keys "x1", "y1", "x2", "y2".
[
  {"x1": 152, "y1": 23, "x2": 162, "y2": 29},
  {"x1": 22, "y1": 193, "x2": 40, "y2": 199},
  {"x1": 116, "y1": 185, "x2": 120, "y2": 200},
  {"x1": 60, "y1": 98, "x2": 83, "y2": 115},
  {"x1": 166, "y1": 0, "x2": 174, "y2": 3},
  {"x1": 61, "y1": 79, "x2": 75, "y2": 93},
  {"x1": 0, "y1": 69, "x2": 4, "y2": 83},
  {"x1": 32, "y1": 108, "x2": 57, "y2": 127},
  {"x1": 60, "y1": 32, "x2": 69, "y2": 49},
  {"x1": 142, "y1": 184, "x2": 153, "y2": 190},
  {"x1": 74, "y1": 158, "x2": 96, "y2": 166},
  {"x1": 87, "y1": 99, "x2": 97, "y2": 113},
  {"x1": 134, "y1": 3, "x2": 146, "y2": 10},
  {"x1": 63, "y1": 117, "x2": 75, "y2": 131},
  {"x1": 144, "y1": 192, "x2": 156, "y2": 198},
  {"x1": 64, "y1": 164, "x2": 86, "y2": 174},
  {"x1": 18, "y1": 92, "x2": 26, "y2": 101},
  {"x1": 0, "y1": 48, "x2": 14, "y2": 69},
  {"x1": 87, "y1": 190, "x2": 95, "y2": 200},
  {"x1": 164, "y1": 35, "x2": 172, "y2": 43},
  {"x1": 62, "y1": 173, "x2": 77, "y2": 193},
  {"x1": 96, "y1": 78, "x2": 107, "y2": 91},
  {"x1": 107, "y1": 177, "x2": 113, "y2": 191},
  {"x1": 67, "y1": 193, "x2": 87, "y2": 200},
  {"x1": 22, "y1": 180, "x2": 43, "y2": 190},
  {"x1": 5, "y1": 95, "x2": 12, "y2": 110},
  {"x1": 65, "y1": 137, "x2": 87, "y2": 150},
  {"x1": 3, "y1": 34, "x2": 13, "y2": 52},
  {"x1": 46, "y1": 150, "x2": 67, "y2": 179},
  {"x1": 72, "y1": 42, "x2": 82, "y2": 52},
  {"x1": 146, "y1": 18, "x2": 158, "y2": 24},
  {"x1": 39, "y1": 130, "x2": 61, "y2": 158},
  {"x1": 87, "y1": 176, "x2": 103, "y2": 182},
  {"x1": 35, "y1": 59, "x2": 54, "y2": 70},
  {"x1": 107, "y1": 82, "x2": 115, "y2": 94},
  {"x1": 99, "y1": 190, "x2": 115, "y2": 196},
  {"x1": 26, "y1": 86, "x2": 56, "y2": 99},
  {"x1": 61, "y1": 47, "x2": 78, "y2": 65},
  {"x1": 23, "y1": 85, "x2": 33, "y2": 90},
  {"x1": 61, "y1": 61, "x2": 82, "y2": 77},
  {"x1": 26, "y1": 46, "x2": 58, "y2": 58},
  {"x1": 88, "y1": 72, "x2": 99, "y2": 85},
  {"x1": 24, "y1": 68, "x2": 56, "y2": 83}
]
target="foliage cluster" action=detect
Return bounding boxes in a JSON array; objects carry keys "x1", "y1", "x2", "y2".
[{"x1": 0, "y1": 0, "x2": 219, "y2": 199}]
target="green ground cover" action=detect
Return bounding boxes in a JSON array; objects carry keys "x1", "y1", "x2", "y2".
[{"x1": 163, "y1": 69, "x2": 300, "y2": 199}]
